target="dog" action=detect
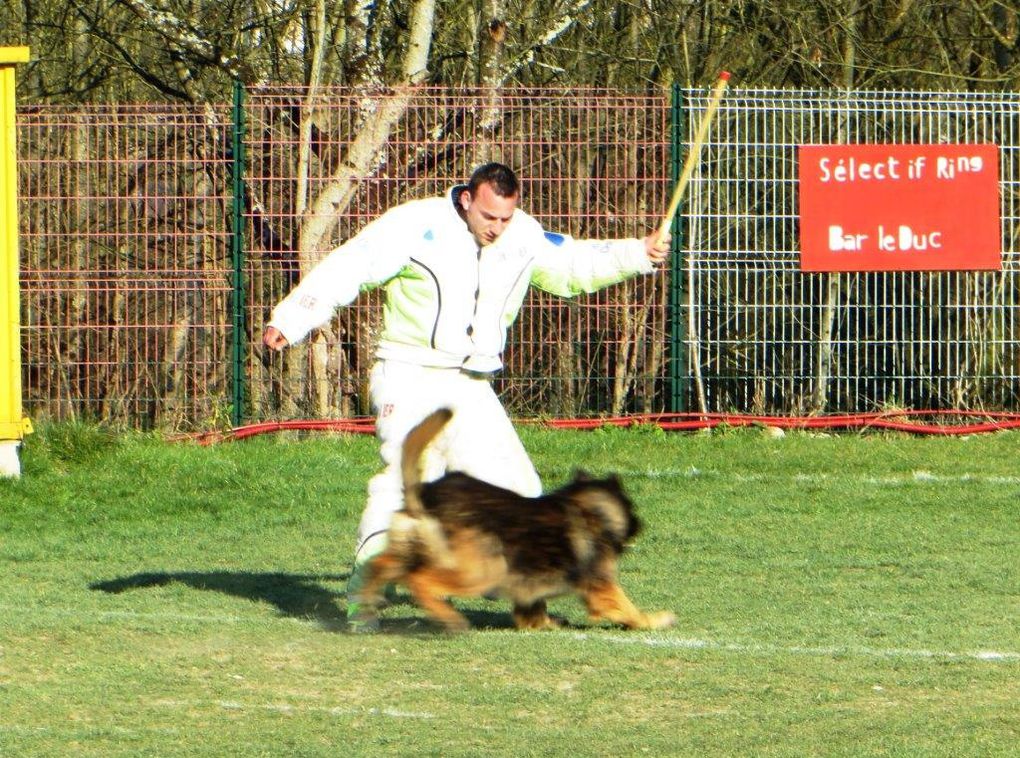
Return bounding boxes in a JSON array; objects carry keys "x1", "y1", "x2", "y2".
[{"x1": 353, "y1": 408, "x2": 676, "y2": 632}]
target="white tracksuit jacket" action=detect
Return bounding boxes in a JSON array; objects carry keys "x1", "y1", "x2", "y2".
[{"x1": 268, "y1": 186, "x2": 654, "y2": 373}]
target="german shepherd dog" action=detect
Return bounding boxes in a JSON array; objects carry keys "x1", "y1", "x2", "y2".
[{"x1": 353, "y1": 409, "x2": 676, "y2": 632}]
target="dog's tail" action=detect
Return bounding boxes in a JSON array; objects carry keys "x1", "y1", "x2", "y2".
[{"x1": 401, "y1": 408, "x2": 453, "y2": 517}]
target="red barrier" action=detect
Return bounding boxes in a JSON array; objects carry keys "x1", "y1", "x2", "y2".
[{"x1": 175, "y1": 410, "x2": 1020, "y2": 444}]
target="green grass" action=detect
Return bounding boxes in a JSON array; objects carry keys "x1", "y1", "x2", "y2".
[{"x1": 1, "y1": 422, "x2": 1018, "y2": 756}]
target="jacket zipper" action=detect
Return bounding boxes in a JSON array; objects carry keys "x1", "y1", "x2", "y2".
[
  {"x1": 497, "y1": 258, "x2": 535, "y2": 346},
  {"x1": 466, "y1": 245, "x2": 482, "y2": 338}
]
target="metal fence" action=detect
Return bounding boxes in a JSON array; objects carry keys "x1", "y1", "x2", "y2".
[
  {"x1": 684, "y1": 89, "x2": 1020, "y2": 413},
  {"x1": 243, "y1": 87, "x2": 671, "y2": 423},
  {"x1": 15, "y1": 87, "x2": 1020, "y2": 429},
  {"x1": 18, "y1": 88, "x2": 671, "y2": 429},
  {"x1": 18, "y1": 104, "x2": 236, "y2": 429}
]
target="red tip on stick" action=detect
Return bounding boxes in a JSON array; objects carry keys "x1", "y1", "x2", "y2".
[{"x1": 656, "y1": 72, "x2": 732, "y2": 245}]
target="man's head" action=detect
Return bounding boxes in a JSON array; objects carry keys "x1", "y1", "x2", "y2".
[{"x1": 458, "y1": 163, "x2": 520, "y2": 246}]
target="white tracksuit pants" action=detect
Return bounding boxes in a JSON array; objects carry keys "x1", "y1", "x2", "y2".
[{"x1": 352, "y1": 360, "x2": 542, "y2": 566}]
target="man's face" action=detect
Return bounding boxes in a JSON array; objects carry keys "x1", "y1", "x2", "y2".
[{"x1": 458, "y1": 182, "x2": 517, "y2": 246}]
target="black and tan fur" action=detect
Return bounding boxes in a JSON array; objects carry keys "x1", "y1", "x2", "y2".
[{"x1": 355, "y1": 408, "x2": 676, "y2": 632}]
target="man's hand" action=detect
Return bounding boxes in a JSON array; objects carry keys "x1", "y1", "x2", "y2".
[
  {"x1": 643, "y1": 231, "x2": 671, "y2": 266},
  {"x1": 263, "y1": 325, "x2": 289, "y2": 351}
]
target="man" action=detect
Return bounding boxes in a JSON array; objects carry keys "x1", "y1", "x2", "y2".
[{"x1": 263, "y1": 162, "x2": 670, "y2": 625}]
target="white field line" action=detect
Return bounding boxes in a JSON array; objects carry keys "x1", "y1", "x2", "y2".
[
  {"x1": 200, "y1": 700, "x2": 727, "y2": 719},
  {"x1": 0, "y1": 602, "x2": 303, "y2": 626},
  {"x1": 611, "y1": 467, "x2": 1020, "y2": 486},
  {"x1": 573, "y1": 632, "x2": 1020, "y2": 663},
  {"x1": 151, "y1": 699, "x2": 435, "y2": 720},
  {"x1": 2, "y1": 603, "x2": 1016, "y2": 665},
  {"x1": 0, "y1": 700, "x2": 434, "y2": 723}
]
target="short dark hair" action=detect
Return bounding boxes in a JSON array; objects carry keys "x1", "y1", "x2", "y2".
[{"x1": 466, "y1": 162, "x2": 519, "y2": 198}]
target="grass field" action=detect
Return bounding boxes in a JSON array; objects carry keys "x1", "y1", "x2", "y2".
[{"x1": 1, "y1": 422, "x2": 1018, "y2": 756}]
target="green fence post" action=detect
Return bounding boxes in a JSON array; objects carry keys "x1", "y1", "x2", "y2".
[
  {"x1": 230, "y1": 80, "x2": 247, "y2": 428},
  {"x1": 668, "y1": 83, "x2": 688, "y2": 414}
]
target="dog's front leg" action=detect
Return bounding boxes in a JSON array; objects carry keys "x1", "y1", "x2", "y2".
[
  {"x1": 511, "y1": 599, "x2": 559, "y2": 630},
  {"x1": 580, "y1": 579, "x2": 676, "y2": 630}
]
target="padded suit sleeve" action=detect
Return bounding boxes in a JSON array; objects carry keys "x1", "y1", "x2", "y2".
[
  {"x1": 267, "y1": 206, "x2": 414, "y2": 345},
  {"x1": 528, "y1": 229, "x2": 654, "y2": 297}
]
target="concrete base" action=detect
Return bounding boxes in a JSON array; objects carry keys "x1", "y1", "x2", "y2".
[{"x1": 0, "y1": 439, "x2": 21, "y2": 478}]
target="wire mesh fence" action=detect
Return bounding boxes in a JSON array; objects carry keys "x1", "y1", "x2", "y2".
[
  {"x1": 14, "y1": 87, "x2": 1020, "y2": 429},
  {"x1": 18, "y1": 89, "x2": 671, "y2": 429},
  {"x1": 18, "y1": 104, "x2": 236, "y2": 428},
  {"x1": 684, "y1": 89, "x2": 1020, "y2": 413},
  {"x1": 243, "y1": 86, "x2": 671, "y2": 423}
]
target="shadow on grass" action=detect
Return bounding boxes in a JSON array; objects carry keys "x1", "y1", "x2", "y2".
[
  {"x1": 90, "y1": 571, "x2": 539, "y2": 634},
  {"x1": 90, "y1": 571, "x2": 352, "y2": 631},
  {"x1": 376, "y1": 608, "x2": 521, "y2": 634}
]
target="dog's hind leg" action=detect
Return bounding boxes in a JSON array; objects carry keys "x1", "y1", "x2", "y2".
[
  {"x1": 405, "y1": 571, "x2": 471, "y2": 632},
  {"x1": 580, "y1": 579, "x2": 676, "y2": 630},
  {"x1": 351, "y1": 553, "x2": 406, "y2": 632}
]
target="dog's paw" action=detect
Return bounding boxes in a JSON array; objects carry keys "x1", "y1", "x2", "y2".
[
  {"x1": 514, "y1": 614, "x2": 560, "y2": 631},
  {"x1": 646, "y1": 611, "x2": 677, "y2": 630},
  {"x1": 347, "y1": 609, "x2": 381, "y2": 634},
  {"x1": 440, "y1": 617, "x2": 471, "y2": 633},
  {"x1": 349, "y1": 617, "x2": 381, "y2": 634}
]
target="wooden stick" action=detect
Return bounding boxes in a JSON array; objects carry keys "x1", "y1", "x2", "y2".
[{"x1": 657, "y1": 72, "x2": 731, "y2": 245}]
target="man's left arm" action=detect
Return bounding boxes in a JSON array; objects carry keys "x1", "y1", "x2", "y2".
[{"x1": 530, "y1": 229, "x2": 671, "y2": 297}]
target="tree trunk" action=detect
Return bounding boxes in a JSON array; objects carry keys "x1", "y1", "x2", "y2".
[
  {"x1": 810, "y1": 0, "x2": 857, "y2": 414},
  {"x1": 297, "y1": 0, "x2": 333, "y2": 419}
]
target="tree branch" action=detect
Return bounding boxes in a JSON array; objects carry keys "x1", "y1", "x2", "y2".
[
  {"x1": 114, "y1": 0, "x2": 258, "y2": 83},
  {"x1": 69, "y1": 0, "x2": 190, "y2": 99},
  {"x1": 495, "y1": 0, "x2": 595, "y2": 87},
  {"x1": 966, "y1": 0, "x2": 1016, "y2": 48}
]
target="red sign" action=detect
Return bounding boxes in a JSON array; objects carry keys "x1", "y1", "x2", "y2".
[{"x1": 799, "y1": 144, "x2": 1000, "y2": 272}]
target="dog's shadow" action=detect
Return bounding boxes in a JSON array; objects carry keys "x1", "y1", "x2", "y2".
[
  {"x1": 90, "y1": 571, "x2": 354, "y2": 631},
  {"x1": 89, "y1": 571, "x2": 520, "y2": 633}
]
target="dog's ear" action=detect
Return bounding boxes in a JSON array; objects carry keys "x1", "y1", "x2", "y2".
[
  {"x1": 573, "y1": 469, "x2": 594, "y2": 482},
  {"x1": 594, "y1": 472, "x2": 626, "y2": 495}
]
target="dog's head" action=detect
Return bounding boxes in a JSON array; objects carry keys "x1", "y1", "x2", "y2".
[{"x1": 568, "y1": 470, "x2": 642, "y2": 550}]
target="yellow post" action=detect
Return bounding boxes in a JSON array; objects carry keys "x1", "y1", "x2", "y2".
[{"x1": 0, "y1": 46, "x2": 31, "y2": 478}]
